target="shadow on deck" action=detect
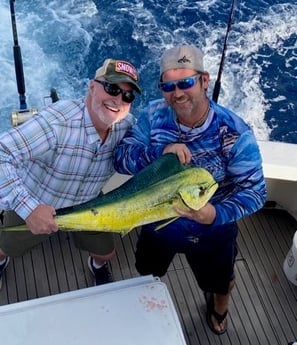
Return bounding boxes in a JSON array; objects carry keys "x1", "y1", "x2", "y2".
[{"x1": 1, "y1": 208, "x2": 297, "y2": 345}]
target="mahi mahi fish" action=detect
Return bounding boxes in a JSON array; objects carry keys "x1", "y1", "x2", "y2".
[{"x1": 2, "y1": 154, "x2": 218, "y2": 235}]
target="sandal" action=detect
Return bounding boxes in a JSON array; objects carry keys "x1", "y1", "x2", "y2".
[{"x1": 204, "y1": 291, "x2": 228, "y2": 335}]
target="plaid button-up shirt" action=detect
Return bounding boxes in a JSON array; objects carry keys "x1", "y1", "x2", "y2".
[{"x1": 0, "y1": 98, "x2": 135, "y2": 220}]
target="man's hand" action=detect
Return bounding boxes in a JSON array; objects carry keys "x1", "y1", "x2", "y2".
[
  {"x1": 25, "y1": 204, "x2": 58, "y2": 234},
  {"x1": 163, "y1": 143, "x2": 192, "y2": 164},
  {"x1": 174, "y1": 203, "x2": 216, "y2": 225}
]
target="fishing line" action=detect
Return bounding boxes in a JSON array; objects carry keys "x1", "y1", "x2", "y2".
[{"x1": 212, "y1": 0, "x2": 237, "y2": 103}]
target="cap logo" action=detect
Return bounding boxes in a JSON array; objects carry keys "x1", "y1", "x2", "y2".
[
  {"x1": 115, "y1": 61, "x2": 138, "y2": 81},
  {"x1": 178, "y1": 55, "x2": 191, "y2": 63}
]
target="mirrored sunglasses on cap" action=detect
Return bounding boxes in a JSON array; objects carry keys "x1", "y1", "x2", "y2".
[
  {"x1": 94, "y1": 79, "x2": 135, "y2": 103},
  {"x1": 159, "y1": 73, "x2": 201, "y2": 93}
]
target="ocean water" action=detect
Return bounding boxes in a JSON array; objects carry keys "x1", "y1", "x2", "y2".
[{"x1": 0, "y1": 0, "x2": 296, "y2": 143}]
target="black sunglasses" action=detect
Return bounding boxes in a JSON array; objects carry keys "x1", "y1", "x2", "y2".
[{"x1": 94, "y1": 79, "x2": 135, "y2": 104}]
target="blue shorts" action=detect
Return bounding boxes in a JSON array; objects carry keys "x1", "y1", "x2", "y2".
[{"x1": 135, "y1": 219, "x2": 238, "y2": 295}]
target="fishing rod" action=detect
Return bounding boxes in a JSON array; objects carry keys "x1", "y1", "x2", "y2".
[
  {"x1": 9, "y1": 0, "x2": 38, "y2": 126},
  {"x1": 9, "y1": 0, "x2": 59, "y2": 126},
  {"x1": 212, "y1": 0, "x2": 236, "y2": 103},
  {"x1": 9, "y1": 0, "x2": 27, "y2": 110}
]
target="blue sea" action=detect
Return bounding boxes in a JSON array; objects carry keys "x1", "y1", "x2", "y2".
[{"x1": 0, "y1": 0, "x2": 296, "y2": 143}]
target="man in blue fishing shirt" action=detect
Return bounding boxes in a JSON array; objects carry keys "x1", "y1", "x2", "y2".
[
  {"x1": 0, "y1": 58, "x2": 141, "y2": 288},
  {"x1": 114, "y1": 45, "x2": 266, "y2": 335}
]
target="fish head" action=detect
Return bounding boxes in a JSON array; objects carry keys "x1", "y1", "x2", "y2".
[{"x1": 178, "y1": 170, "x2": 218, "y2": 211}]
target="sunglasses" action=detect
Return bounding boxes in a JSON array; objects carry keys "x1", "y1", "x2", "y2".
[
  {"x1": 94, "y1": 79, "x2": 135, "y2": 104},
  {"x1": 159, "y1": 74, "x2": 201, "y2": 93}
]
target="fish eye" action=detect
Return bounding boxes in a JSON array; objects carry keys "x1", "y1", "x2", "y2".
[{"x1": 199, "y1": 185, "x2": 207, "y2": 197}]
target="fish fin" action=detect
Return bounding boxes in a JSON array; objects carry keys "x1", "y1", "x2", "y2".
[
  {"x1": 119, "y1": 227, "x2": 136, "y2": 237},
  {"x1": 155, "y1": 217, "x2": 179, "y2": 231},
  {"x1": 0, "y1": 224, "x2": 29, "y2": 231}
]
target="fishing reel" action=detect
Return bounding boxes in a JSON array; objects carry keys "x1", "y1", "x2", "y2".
[
  {"x1": 11, "y1": 88, "x2": 59, "y2": 127},
  {"x1": 11, "y1": 108, "x2": 38, "y2": 127}
]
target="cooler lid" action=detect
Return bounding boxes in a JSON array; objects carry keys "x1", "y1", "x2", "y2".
[{"x1": 0, "y1": 275, "x2": 187, "y2": 345}]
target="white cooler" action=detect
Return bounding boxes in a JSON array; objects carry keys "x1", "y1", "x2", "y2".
[
  {"x1": 283, "y1": 231, "x2": 297, "y2": 286},
  {"x1": 0, "y1": 275, "x2": 187, "y2": 345}
]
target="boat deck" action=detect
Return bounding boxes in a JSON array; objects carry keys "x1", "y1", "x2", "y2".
[{"x1": 1, "y1": 207, "x2": 297, "y2": 345}]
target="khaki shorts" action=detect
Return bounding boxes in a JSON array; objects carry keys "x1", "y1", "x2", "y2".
[{"x1": 0, "y1": 210, "x2": 114, "y2": 257}]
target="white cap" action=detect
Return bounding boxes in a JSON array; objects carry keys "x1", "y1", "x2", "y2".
[{"x1": 160, "y1": 45, "x2": 204, "y2": 76}]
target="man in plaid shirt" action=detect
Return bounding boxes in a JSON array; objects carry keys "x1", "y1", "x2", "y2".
[{"x1": 0, "y1": 58, "x2": 141, "y2": 288}]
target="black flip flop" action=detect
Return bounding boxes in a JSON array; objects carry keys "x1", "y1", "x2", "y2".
[{"x1": 204, "y1": 291, "x2": 228, "y2": 335}]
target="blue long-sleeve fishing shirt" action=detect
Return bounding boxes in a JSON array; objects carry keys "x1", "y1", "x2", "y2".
[{"x1": 114, "y1": 98, "x2": 266, "y2": 228}]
